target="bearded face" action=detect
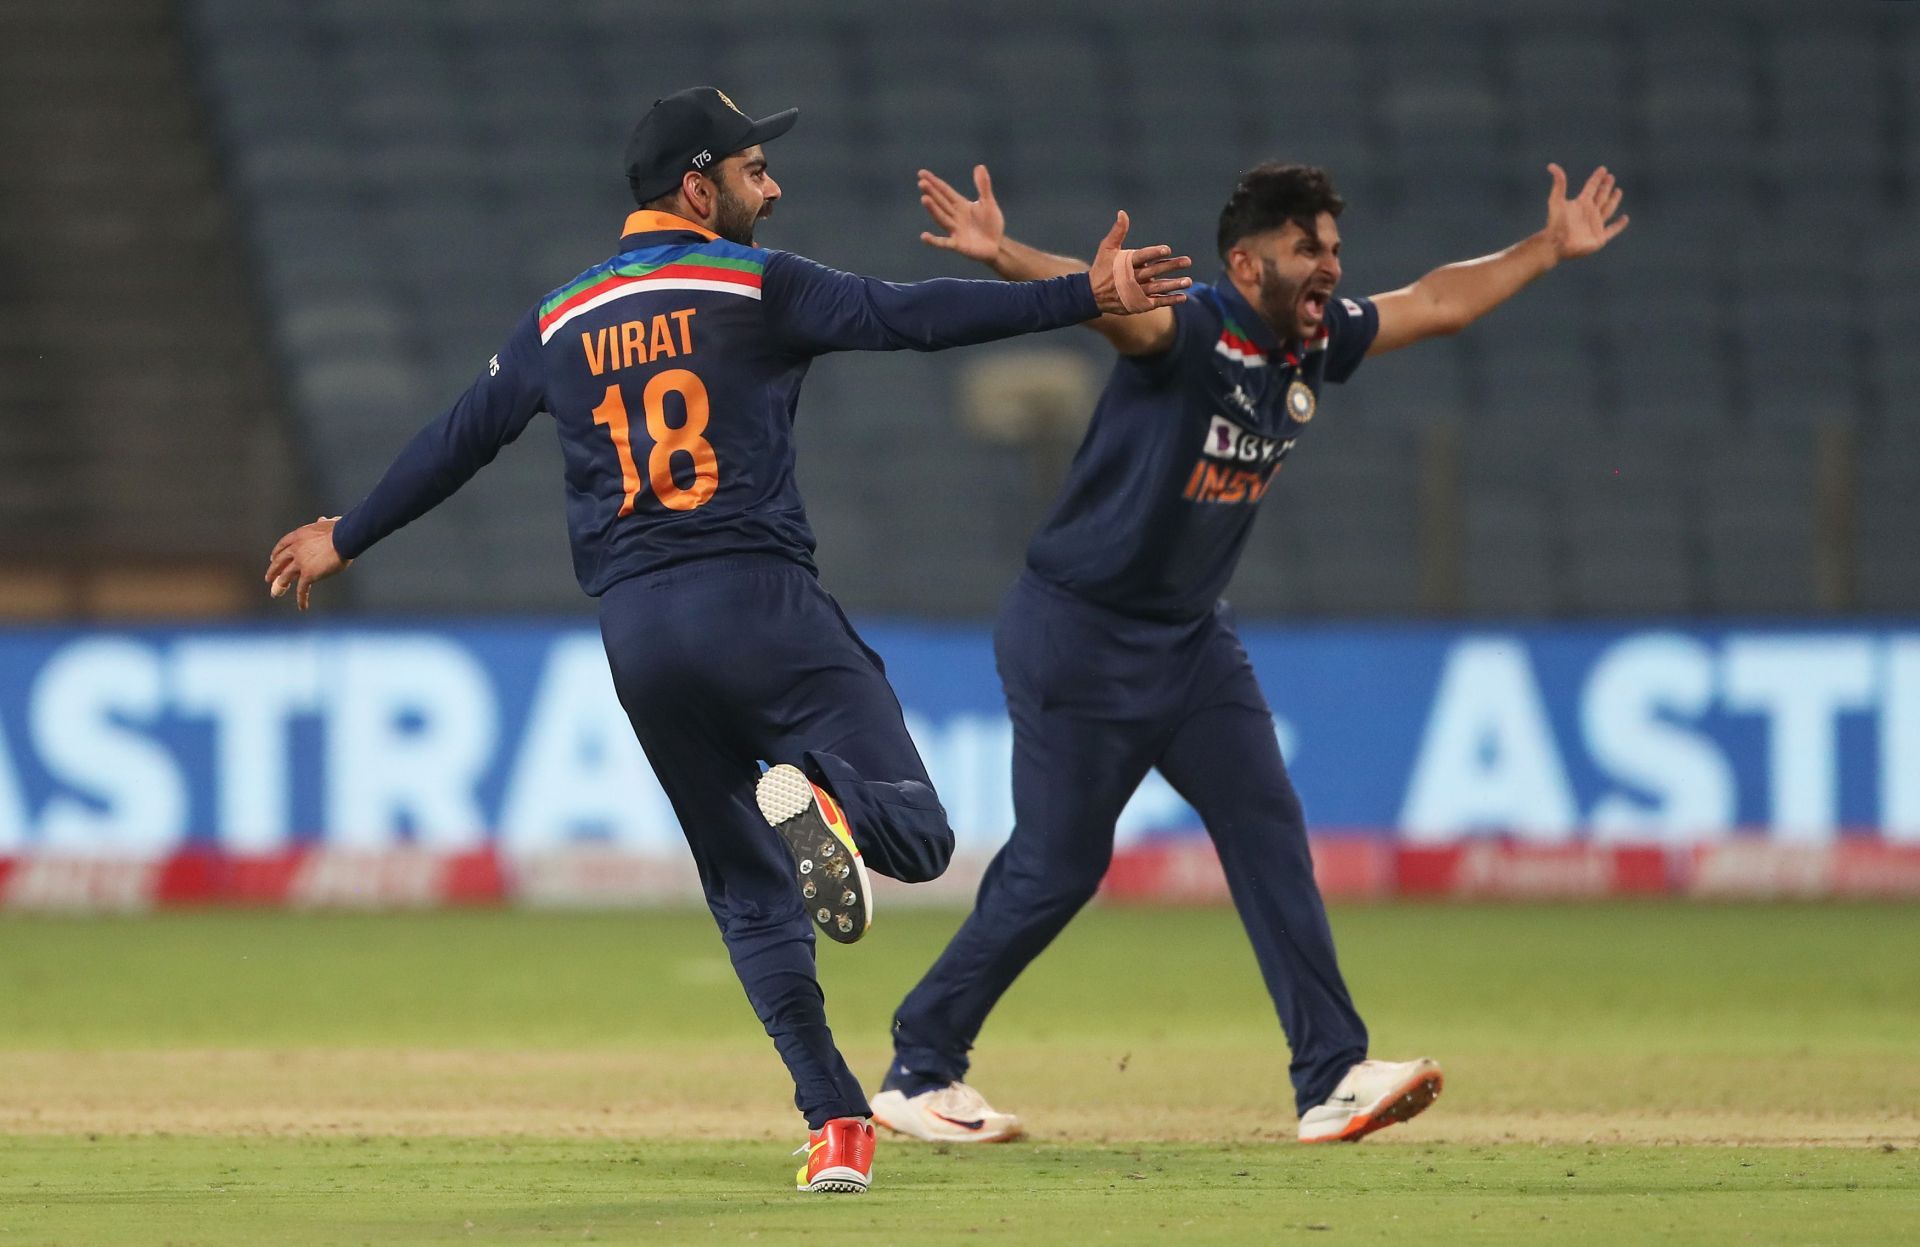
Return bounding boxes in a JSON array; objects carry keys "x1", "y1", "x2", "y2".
[
  {"x1": 705, "y1": 147, "x2": 779, "y2": 247},
  {"x1": 711, "y1": 180, "x2": 763, "y2": 246},
  {"x1": 1242, "y1": 214, "x2": 1343, "y2": 341},
  {"x1": 1255, "y1": 256, "x2": 1310, "y2": 337}
]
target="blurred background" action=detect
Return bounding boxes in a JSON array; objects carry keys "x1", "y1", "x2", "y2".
[{"x1": 0, "y1": 0, "x2": 1915, "y2": 905}]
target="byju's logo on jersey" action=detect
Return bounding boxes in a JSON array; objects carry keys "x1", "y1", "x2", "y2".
[
  {"x1": 1186, "y1": 417, "x2": 1293, "y2": 505},
  {"x1": 1203, "y1": 415, "x2": 1290, "y2": 467}
]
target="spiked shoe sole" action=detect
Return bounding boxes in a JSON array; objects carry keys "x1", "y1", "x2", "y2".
[{"x1": 757, "y1": 764, "x2": 872, "y2": 944}]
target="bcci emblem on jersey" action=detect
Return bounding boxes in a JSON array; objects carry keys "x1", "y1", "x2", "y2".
[{"x1": 1285, "y1": 378, "x2": 1315, "y2": 423}]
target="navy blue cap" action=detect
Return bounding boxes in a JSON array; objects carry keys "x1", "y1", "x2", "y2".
[{"x1": 624, "y1": 86, "x2": 798, "y2": 204}]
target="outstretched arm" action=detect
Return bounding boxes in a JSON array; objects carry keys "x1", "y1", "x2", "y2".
[
  {"x1": 1366, "y1": 163, "x2": 1628, "y2": 357},
  {"x1": 766, "y1": 210, "x2": 1187, "y2": 356},
  {"x1": 918, "y1": 164, "x2": 1182, "y2": 358},
  {"x1": 265, "y1": 312, "x2": 546, "y2": 610}
]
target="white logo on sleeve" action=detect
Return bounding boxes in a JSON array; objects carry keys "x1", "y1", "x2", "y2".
[
  {"x1": 1225, "y1": 382, "x2": 1258, "y2": 420},
  {"x1": 1341, "y1": 298, "x2": 1363, "y2": 317},
  {"x1": 488, "y1": 354, "x2": 500, "y2": 376}
]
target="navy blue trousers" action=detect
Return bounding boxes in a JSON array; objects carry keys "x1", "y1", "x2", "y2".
[
  {"x1": 598, "y1": 555, "x2": 954, "y2": 1129},
  {"x1": 889, "y1": 572, "x2": 1368, "y2": 1114}
]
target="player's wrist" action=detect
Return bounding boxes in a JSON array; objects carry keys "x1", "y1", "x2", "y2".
[
  {"x1": 1525, "y1": 229, "x2": 1563, "y2": 271},
  {"x1": 1080, "y1": 267, "x2": 1112, "y2": 314},
  {"x1": 326, "y1": 523, "x2": 356, "y2": 565},
  {"x1": 988, "y1": 237, "x2": 1023, "y2": 277}
]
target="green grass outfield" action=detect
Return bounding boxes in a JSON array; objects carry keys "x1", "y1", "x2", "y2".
[{"x1": 1, "y1": 903, "x2": 1917, "y2": 1244}]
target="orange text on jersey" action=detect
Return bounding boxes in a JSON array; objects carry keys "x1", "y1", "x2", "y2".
[
  {"x1": 581, "y1": 309, "x2": 696, "y2": 376},
  {"x1": 1183, "y1": 461, "x2": 1275, "y2": 505}
]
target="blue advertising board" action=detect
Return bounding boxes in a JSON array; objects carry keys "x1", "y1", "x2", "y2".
[{"x1": 0, "y1": 621, "x2": 1915, "y2": 855}]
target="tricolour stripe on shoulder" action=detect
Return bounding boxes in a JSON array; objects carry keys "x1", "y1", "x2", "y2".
[
  {"x1": 540, "y1": 247, "x2": 765, "y2": 320},
  {"x1": 1215, "y1": 318, "x2": 1267, "y2": 367},
  {"x1": 537, "y1": 246, "x2": 765, "y2": 343}
]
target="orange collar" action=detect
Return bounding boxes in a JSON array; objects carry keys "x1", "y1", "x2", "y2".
[{"x1": 621, "y1": 209, "x2": 717, "y2": 240}]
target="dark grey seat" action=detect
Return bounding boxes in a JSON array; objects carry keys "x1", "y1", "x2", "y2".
[
  {"x1": 1698, "y1": 434, "x2": 1820, "y2": 613},
  {"x1": 1854, "y1": 445, "x2": 1920, "y2": 611}
]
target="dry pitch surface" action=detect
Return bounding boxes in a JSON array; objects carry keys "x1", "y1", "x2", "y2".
[{"x1": 1, "y1": 903, "x2": 1916, "y2": 1243}]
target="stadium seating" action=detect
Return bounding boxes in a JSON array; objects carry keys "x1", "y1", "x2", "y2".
[
  {"x1": 0, "y1": 0, "x2": 294, "y2": 612},
  {"x1": 178, "y1": 0, "x2": 1920, "y2": 616}
]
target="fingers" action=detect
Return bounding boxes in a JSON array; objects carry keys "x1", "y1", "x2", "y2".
[
  {"x1": 1133, "y1": 253, "x2": 1191, "y2": 282},
  {"x1": 1144, "y1": 292, "x2": 1189, "y2": 308},
  {"x1": 916, "y1": 172, "x2": 967, "y2": 226},
  {"x1": 1546, "y1": 162, "x2": 1567, "y2": 199},
  {"x1": 266, "y1": 517, "x2": 345, "y2": 604},
  {"x1": 1604, "y1": 213, "x2": 1631, "y2": 240},
  {"x1": 920, "y1": 183, "x2": 960, "y2": 220},
  {"x1": 1578, "y1": 164, "x2": 1607, "y2": 202},
  {"x1": 1588, "y1": 169, "x2": 1616, "y2": 211},
  {"x1": 1602, "y1": 184, "x2": 1625, "y2": 220},
  {"x1": 1126, "y1": 244, "x2": 1173, "y2": 265},
  {"x1": 920, "y1": 192, "x2": 961, "y2": 232},
  {"x1": 973, "y1": 163, "x2": 995, "y2": 203},
  {"x1": 1098, "y1": 210, "x2": 1129, "y2": 252},
  {"x1": 919, "y1": 229, "x2": 961, "y2": 251},
  {"x1": 1133, "y1": 249, "x2": 1193, "y2": 297},
  {"x1": 916, "y1": 168, "x2": 963, "y2": 206},
  {"x1": 268, "y1": 545, "x2": 297, "y2": 595}
]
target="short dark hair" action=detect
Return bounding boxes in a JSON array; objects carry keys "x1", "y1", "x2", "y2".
[{"x1": 1216, "y1": 163, "x2": 1343, "y2": 259}]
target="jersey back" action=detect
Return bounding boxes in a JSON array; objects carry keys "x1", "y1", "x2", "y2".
[{"x1": 536, "y1": 235, "x2": 814, "y2": 593}]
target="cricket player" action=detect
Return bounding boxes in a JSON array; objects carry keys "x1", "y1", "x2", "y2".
[
  {"x1": 872, "y1": 160, "x2": 1627, "y2": 1144},
  {"x1": 264, "y1": 87, "x2": 1190, "y2": 1194}
]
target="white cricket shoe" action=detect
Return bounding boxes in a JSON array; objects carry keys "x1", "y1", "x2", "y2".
[
  {"x1": 1297, "y1": 1057, "x2": 1443, "y2": 1143},
  {"x1": 870, "y1": 1082, "x2": 1025, "y2": 1144}
]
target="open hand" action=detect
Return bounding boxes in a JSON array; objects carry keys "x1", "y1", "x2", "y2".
[
  {"x1": 918, "y1": 164, "x2": 1005, "y2": 262},
  {"x1": 1088, "y1": 211, "x2": 1191, "y2": 315},
  {"x1": 265, "y1": 516, "x2": 350, "y2": 611},
  {"x1": 1544, "y1": 163, "x2": 1628, "y2": 261}
]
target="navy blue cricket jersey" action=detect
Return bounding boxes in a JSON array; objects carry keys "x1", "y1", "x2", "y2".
[
  {"x1": 331, "y1": 210, "x2": 1100, "y2": 593},
  {"x1": 1024, "y1": 278, "x2": 1378, "y2": 621}
]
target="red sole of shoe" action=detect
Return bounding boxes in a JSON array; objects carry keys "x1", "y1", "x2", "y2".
[{"x1": 1309, "y1": 1069, "x2": 1445, "y2": 1144}]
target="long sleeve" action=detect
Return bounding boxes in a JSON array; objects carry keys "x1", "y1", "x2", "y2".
[
  {"x1": 760, "y1": 251, "x2": 1100, "y2": 357},
  {"x1": 331, "y1": 312, "x2": 547, "y2": 560}
]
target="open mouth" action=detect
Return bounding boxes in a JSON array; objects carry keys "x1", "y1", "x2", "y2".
[{"x1": 1300, "y1": 289, "x2": 1331, "y2": 324}]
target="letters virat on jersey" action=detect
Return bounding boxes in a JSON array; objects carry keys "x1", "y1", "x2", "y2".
[{"x1": 1, "y1": 623, "x2": 1918, "y2": 908}]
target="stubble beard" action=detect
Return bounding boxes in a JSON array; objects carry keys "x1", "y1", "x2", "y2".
[
  {"x1": 713, "y1": 185, "x2": 762, "y2": 247},
  {"x1": 1256, "y1": 258, "x2": 1305, "y2": 340}
]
